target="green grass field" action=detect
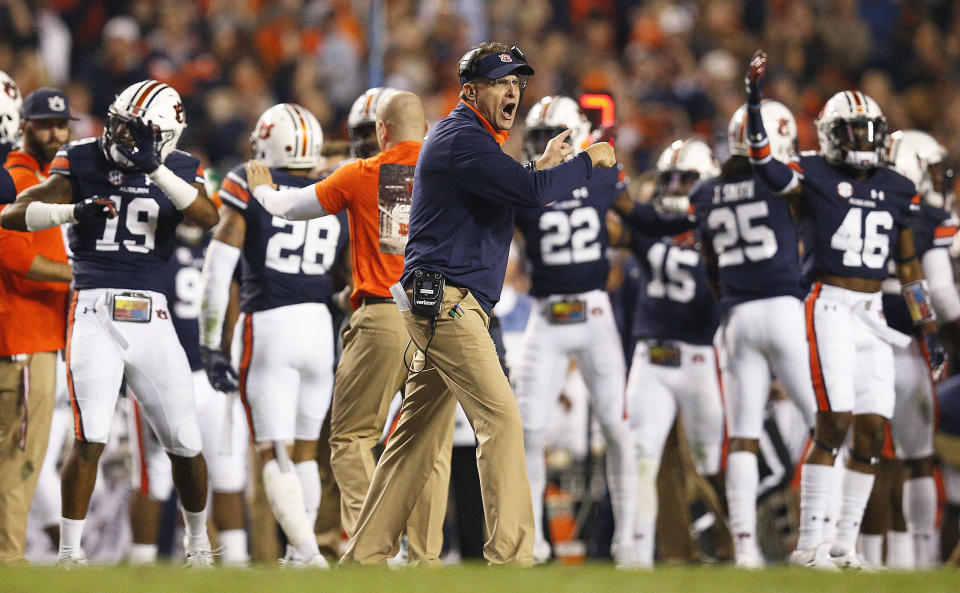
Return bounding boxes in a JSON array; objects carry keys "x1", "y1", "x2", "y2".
[{"x1": 2, "y1": 563, "x2": 958, "y2": 593}]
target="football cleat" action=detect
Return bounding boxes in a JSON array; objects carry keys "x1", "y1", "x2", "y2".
[
  {"x1": 183, "y1": 535, "x2": 216, "y2": 568},
  {"x1": 532, "y1": 539, "x2": 552, "y2": 565},
  {"x1": 789, "y1": 543, "x2": 840, "y2": 571},
  {"x1": 56, "y1": 550, "x2": 88, "y2": 568}
]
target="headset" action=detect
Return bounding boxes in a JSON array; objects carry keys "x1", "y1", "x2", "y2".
[{"x1": 458, "y1": 45, "x2": 530, "y2": 93}]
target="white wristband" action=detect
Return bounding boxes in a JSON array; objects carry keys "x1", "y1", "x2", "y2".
[
  {"x1": 149, "y1": 165, "x2": 198, "y2": 210},
  {"x1": 199, "y1": 239, "x2": 242, "y2": 350},
  {"x1": 25, "y1": 201, "x2": 77, "y2": 231}
]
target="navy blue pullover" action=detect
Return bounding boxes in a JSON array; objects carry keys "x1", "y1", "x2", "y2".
[{"x1": 401, "y1": 102, "x2": 595, "y2": 313}]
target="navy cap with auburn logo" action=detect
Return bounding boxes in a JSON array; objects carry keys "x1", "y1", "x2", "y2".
[
  {"x1": 461, "y1": 51, "x2": 535, "y2": 85},
  {"x1": 21, "y1": 87, "x2": 79, "y2": 120}
]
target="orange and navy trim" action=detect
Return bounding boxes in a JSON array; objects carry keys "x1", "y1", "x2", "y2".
[
  {"x1": 804, "y1": 282, "x2": 831, "y2": 412},
  {"x1": 237, "y1": 313, "x2": 257, "y2": 442},
  {"x1": 64, "y1": 292, "x2": 87, "y2": 441},
  {"x1": 132, "y1": 398, "x2": 151, "y2": 497}
]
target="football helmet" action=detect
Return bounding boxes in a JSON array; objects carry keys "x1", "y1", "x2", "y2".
[
  {"x1": 347, "y1": 87, "x2": 396, "y2": 159},
  {"x1": 888, "y1": 129, "x2": 953, "y2": 209},
  {"x1": 250, "y1": 103, "x2": 324, "y2": 170},
  {"x1": 104, "y1": 80, "x2": 186, "y2": 168},
  {"x1": 523, "y1": 95, "x2": 592, "y2": 161},
  {"x1": 728, "y1": 99, "x2": 797, "y2": 163},
  {"x1": 654, "y1": 138, "x2": 719, "y2": 213},
  {"x1": 816, "y1": 90, "x2": 887, "y2": 170},
  {"x1": 0, "y1": 70, "x2": 21, "y2": 146}
]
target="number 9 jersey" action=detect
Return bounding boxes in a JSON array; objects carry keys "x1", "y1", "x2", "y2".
[
  {"x1": 218, "y1": 164, "x2": 347, "y2": 312},
  {"x1": 50, "y1": 138, "x2": 204, "y2": 291}
]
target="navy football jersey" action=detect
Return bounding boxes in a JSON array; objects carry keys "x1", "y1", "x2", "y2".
[
  {"x1": 795, "y1": 153, "x2": 919, "y2": 281},
  {"x1": 162, "y1": 235, "x2": 206, "y2": 371},
  {"x1": 515, "y1": 165, "x2": 626, "y2": 296},
  {"x1": 50, "y1": 138, "x2": 204, "y2": 292},
  {"x1": 882, "y1": 204, "x2": 958, "y2": 335},
  {"x1": 630, "y1": 230, "x2": 719, "y2": 345},
  {"x1": 0, "y1": 141, "x2": 15, "y2": 204},
  {"x1": 691, "y1": 168, "x2": 803, "y2": 311},
  {"x1": 219, "y1": 165, "x2": 348, "y2": 313}
]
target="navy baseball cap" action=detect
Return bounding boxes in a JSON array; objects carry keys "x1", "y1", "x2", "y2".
[
  {"x1": 460, "y1": 49, "x2": 535, "y2": 85},
  {"x1": 21, "y1": 87, "x2": 79, "y2": 120}
]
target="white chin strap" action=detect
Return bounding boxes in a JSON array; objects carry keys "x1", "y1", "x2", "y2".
[
  {"x1": 844, "y1": 150, "x2": 879, "y2": 168},
  {"x1": 107, "y1": 143, "x2": 135, "y2": 168}
]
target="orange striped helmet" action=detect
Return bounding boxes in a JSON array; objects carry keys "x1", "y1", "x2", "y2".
[
  {"x1": 105, "y1": 80, "x2": 186, "y2": 165},
  {"x1": 815, "y1": 90, "x2": 887, "y2": 169},
  {"x1": 250, "y1": 103, "x2": 324, "y2": 169}
]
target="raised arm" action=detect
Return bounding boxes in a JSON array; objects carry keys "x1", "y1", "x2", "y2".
[
  {"x1": 245, "y1": 160, "x2": 329, "y2": 220},
  {"x1": 744, "y1": 51, "x2": 800, "y2": 195}
]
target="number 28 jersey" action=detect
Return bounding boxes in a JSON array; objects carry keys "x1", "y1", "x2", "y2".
[
  {"x1": 795, "y1": 152, "x2": 919, "y2": 281},
  {"x1": 219, "y1": 165, "x2": 347, "y2": 313},
  {"x1": 515, "y1": 165, "x2": 626, "y2": 297},
  {"x1": 50, "y1": 138, "x2": 204, "y2": 292}
]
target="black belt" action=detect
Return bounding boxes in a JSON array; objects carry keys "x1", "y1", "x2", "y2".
[{"x1": 359, "y1": 297, "x2": 394, "y2": 306}]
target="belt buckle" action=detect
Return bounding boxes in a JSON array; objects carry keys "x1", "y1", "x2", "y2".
[
  {"x1": 546, "y1": 299, "x2": 587, "y2": 324},
  {"x1": 112, "y1": 292, "x2": 152, "y2": 323}
]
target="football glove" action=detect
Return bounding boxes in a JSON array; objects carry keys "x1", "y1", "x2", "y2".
[
  {"x1": 116, "y1": 118, "x2": 162, "y2": 173},
  {"x1": 924, "y1": 331, "x2": 947, "y2": 382},
  {"x1": 745, "y1": 49, "x2": 767, "y2": 107},
  {"x1": 73, "y1": 197, "x2": 117, "y2": 223},
  {"x1": 201, "y1": 346, "x2": 238, "y2": 393}
]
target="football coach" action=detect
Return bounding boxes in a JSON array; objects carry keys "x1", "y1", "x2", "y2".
[{"x1": 341, "y1": 42, "x2": 616, "y2": 566}]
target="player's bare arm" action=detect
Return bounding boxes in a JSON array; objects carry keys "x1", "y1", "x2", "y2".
[
  {"x1": 244, "y1": 160, "x2": 329, "y2": 220},
  {"x1": 180, "y1": 182, "x2": 219, "y2": 229},
  {"x1": 894, "y1": 226, "x2": 947, "y2": 378},
  {"x1": 606, "y1": 210, "x2": 631, "y2": 248},
  {"x1": 0, "y1": 173, "x2": 73, "y2": 230}
]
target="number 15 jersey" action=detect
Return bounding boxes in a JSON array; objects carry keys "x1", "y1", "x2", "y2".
[
  {"x1": 794, "y1": 153, "x2": 918, "y2": 281},
  {"x1": 219, "y1": 165, "x2": 347, "y2": 313},
  {"x1": 50, "y1": 138, "x2": 204, "y2": 292}
]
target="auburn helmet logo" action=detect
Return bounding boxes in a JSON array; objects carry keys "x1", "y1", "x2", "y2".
[
  {"x1": 4, "y1": 81, "x2": 19, "y2": 100},
  {"x1": 777, "y1": 118, "x2": 789, "y2": 136},
  {"x1": 173, "y1": 102, "x2": 185, "y2": 124},
  {"x1": 258, "y1": 121, "x2": 274, "y2": 139}
]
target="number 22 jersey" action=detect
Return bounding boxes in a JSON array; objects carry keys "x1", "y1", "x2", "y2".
[
  {"x1": 50, "y1": 138, "x2": 204, "y2": 292},
  {"x1": 219, "y1": 165, "x2": 347, "y2": 313}
]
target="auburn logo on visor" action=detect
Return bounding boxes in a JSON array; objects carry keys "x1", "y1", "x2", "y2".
[{"x1": 500, "y1": 53, "x2": 512, "y2": 62}]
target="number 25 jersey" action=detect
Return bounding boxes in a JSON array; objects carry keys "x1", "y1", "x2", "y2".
[
  {"x1": 794, "y1": 153, "x2": 919, "y2": 281},
  {"x1": 50, "y1": 138, "x2": 204, "y2": 292},
  {"x1": 219, "y1": 165, "x2": 347, "y2": 313}
]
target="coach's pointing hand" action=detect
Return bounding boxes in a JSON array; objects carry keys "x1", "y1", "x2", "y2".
[
  {"x1": 584, "y1": 142, "x2": 616, "y2": 169},
  {"x1": 535, "y1": 128, "x2": 574, "y2": 170}
]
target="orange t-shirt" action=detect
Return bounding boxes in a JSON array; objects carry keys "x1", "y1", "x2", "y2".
[
  {"x1": 314, "y1": 141, "x2": 420, "y2": 309},
  {"x1": 0, "y1": 150, "x2": 70, "y2": 355}
]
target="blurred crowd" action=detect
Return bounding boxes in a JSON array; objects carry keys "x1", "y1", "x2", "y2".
[{"x1": 3, "y1": 0, "x2": 960, "y2": 182}]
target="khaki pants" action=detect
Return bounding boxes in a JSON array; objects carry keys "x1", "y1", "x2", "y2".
[
  {"x1": 314, "y1": 410, "x2": 342, "y2": 562},
  {"x1": 329, "y1": 301, "x2": 448, "y2": 564},
  {"x1": 0, "y1": 352, "x2": 56, "y2": 565},
  {"x1": 342, "y1": 287, "x2": 533, "y2": 565}
]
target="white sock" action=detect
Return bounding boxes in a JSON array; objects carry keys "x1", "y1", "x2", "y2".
[
  {"x1": 58, "y1": 517, "x2": 85, "y2": 556},
  {"x1": 858, "y1": 533, "x2": 883, "y2": 567},
  {"x1": 604, "y1": 422, "x2": 636, "y2": 554},
  {"x1": 262, "y1": 458, "x2": 319, "y2": 560},
  {"x1": 218, "y1": 529, "x2": 249, "y2": 566},
  {"x1": 524, "y1": 435, "x2": 548, "y2": 551},
  {"x1": 903, "y1": 476, "x2": 937, "y2": 568},
  {"x1": 795, "y1": 463, "x2": 835, "y2": 550},
  {"x1": 181, "y1": 508, "x2": 210, "y2": 549},
  {"x1": 128, "y1": 543, "x2": 158, "y2": 565},
  {"x1": 886, "y1": 530, "x2": 914, "y2": 569},
  {"x1": 295, "y1": 460, "x2": 320, "y2": 531},
  {"x1": 726, "y1": 451, "x2": 761, "y2": 561},
  {"x1": 830, "y1": 467, "x2": 875, "y2": 557},
  {"x1": 632, "y1": 457, "x2": 659, "y2": 567}
]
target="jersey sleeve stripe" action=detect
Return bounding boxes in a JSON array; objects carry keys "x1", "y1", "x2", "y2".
[
  {"x1": 220, "y1": 177, "x2": 249, "y2": 202},
  {"x1": 935, "y1": 225, "x2": 958, "y2": 238},
  {"x1": 748, "y1": 143, "x2": 771, "y2": 161},
  {"x1": 50, "y1": 155, "x2": 70, "y2": 174},
  {"x1": 226, "y1": 170, "x2": 248, "y2": 189},
  {"x1": 194, "y1": 164, "x2": 205, "y2": 184},
  {"x1": 219, "y1": 188, "x2": 248, "y2": 210}
]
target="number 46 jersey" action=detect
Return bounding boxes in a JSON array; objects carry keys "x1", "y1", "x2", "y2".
[
  {"x1": 219, "y1": 165, "x2": 347, "y2": 313},
  {"x1": 50, "y1": 138, "x2": 204, "y2": 292},
  {"x1": 793, "y1": 152, "x2": 919, "y2": 281}
]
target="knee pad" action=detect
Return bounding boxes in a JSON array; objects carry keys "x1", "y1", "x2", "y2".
[{"x1": 166, "y1": 419, "x2": 202, "y2": 458}]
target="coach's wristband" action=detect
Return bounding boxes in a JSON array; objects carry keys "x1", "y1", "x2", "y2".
[{"x1": 149, "y1": 165, "x2": 198, "y2": 210}]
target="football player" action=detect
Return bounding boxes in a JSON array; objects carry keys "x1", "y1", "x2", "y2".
[
  {"x1": 513, "y1": 96, "x2": 694, "y2": 565},
  {"x1": 876, "y1": 130, "x2": 960, "y2": 567},
  {"x1": 691, "y1": 100, "x2": 817, "y2": 568},
  {"x1": 744, "y1": 51, "x2": 947, "y2": 569},
  {"x1": 0, "y1": 80, "x2": 220, "y2": 566},
  {"x1": 0, "y1": 70, "x2": 20, "y2": 203},
  {"x1": 127, "y1": 216, "x2": 250, "y2": 566},
  {"x1": 199, "y1": 103, "x2": 345, "y2": 567},
  {"x1": 347, "y1": 86, "x2": 395, "y2": 159},
  {"x1": 622, "y1": 138, "x2": 726, "y2": 568}
]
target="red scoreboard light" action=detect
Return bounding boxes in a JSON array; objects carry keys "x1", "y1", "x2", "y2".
[{"x1": 579, "y1": 93, "x2": 615, "y2": 128}]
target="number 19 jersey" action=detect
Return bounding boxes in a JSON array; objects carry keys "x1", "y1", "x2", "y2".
[
  {"x1": 795, "y1": 153, "x2": 918, "y2": 280},
  {"x1": 219, "y1": 165, "x2": 347, "y2": 313},
  {"x1": 50, "y1": 138, "x2": 204, "y2": 292}
]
